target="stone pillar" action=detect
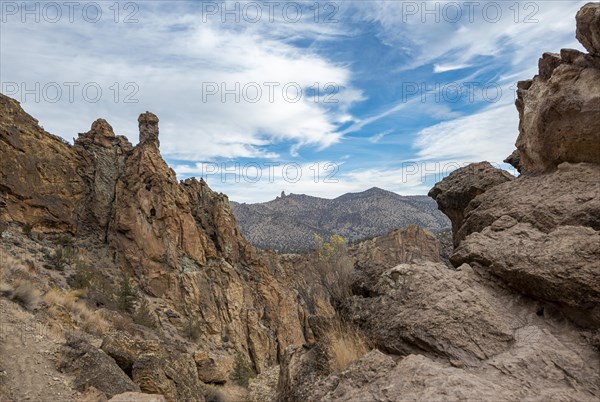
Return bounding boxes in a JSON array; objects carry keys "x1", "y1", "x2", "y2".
[{"x1": 138, "y1": 112, "x2": 159, "y2": 147}]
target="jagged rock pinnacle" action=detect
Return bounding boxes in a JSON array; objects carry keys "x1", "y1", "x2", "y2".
[{"x1": 138, "y1": 112, "x2": 159, "y2": 147}]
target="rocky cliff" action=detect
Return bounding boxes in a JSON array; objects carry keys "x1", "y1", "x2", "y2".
[{"x1": 0, "y1": 93, "x2": 314, "y2": 400}]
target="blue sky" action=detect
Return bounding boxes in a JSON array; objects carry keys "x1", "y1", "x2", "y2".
[{"x1": 0, "y1": 0, "x2": 588, "y2": 202}]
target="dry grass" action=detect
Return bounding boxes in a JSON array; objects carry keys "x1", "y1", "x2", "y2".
[
  {"x1": 327, "y1": 320, "x2": 370, "y2": 372},
  {"x1": 0, "y1": 255, "x2": 41, "y2": 310},
  {"x1": 43, "y1": 288, "x2": 110, "y2": 336}
]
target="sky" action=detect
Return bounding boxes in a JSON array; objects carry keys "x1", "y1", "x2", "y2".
[{"x1": 0, "y1": 0, "x2": 589, "y2": 202}]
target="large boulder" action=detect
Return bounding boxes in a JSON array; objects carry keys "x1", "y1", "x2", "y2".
[
  {"x1": 347, "y1": 262, "x2": 513, "y2": 365},
  {"x1": 193, "y1": 349, "x2": 235, "y2": 384},
  {"x1": 58, "y1": 338, "x2": 140, "y2": 398},
  {"x1": 576, "y1": 2, "x2": 600, "y2": 56},
  {"x1": 132, "y1": 353, "x2": 205, "y2": 402},
  {"x1": 428, "y1": 162, "x2": 514, "y2": 246},
  {"x1": 453, "y1": 221, "x2": 600, "y2": 326},
  {"x1": 309, "y1": 339, "x2": 600, "y2": 402},
  {"x1": 510, "y1": 4, "x2": 600, "y2": 174}
]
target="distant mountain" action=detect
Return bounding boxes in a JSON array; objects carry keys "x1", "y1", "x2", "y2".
[{"x1": 230, "y1": 187, "x2": 450, "y2": 252}]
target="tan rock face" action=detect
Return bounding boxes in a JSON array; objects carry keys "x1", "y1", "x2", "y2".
[
  {"x1": 428, "y1": 162, "x2": 514, "y2": 246},
  {"x1": 576, "y1": 3, "x2": 600, "y2": 56},
  {"x1": 428, "y1": 4, "x2": 600, "y2": 329},
  {"x1": 511, "y1": 4, "x2": 600, "y2": 174},
  {"x1": 433, "y1": 162, "x2": 600, "y2": 326},
  {"x1": 0, "y1": 94, "x2": 87, "y2": 232},
  {"x1": 348, "y1": 261, "x2": 514, "y2": 365},
  {"x1": 194, "y1": 350, "x2": 235, "y2": 383},
  {"x1": 0, "y1": 92, "x2": 310, "y2": 379}
]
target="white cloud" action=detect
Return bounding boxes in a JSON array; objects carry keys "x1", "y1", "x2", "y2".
[
  {"x1": 0, "y1": 2, "x2": 362, "y2": 160},
  {"x1": 368, "y1": 129, "x2": 393, "y2": 143},
  {"x1": 433, "y1": 64, "x2": 471, "y2": 73},
  {"x1": 414, "y1": 101, "x2": 518, "y2": 163}
]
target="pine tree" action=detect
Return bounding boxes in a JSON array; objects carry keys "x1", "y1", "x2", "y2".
[{"x1": 117, "y1": 275, "x2": 137, "y2": 314}]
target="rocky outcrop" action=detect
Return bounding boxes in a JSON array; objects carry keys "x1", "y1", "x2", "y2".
[
  {"x1": 132, "y1": 352, "x2": 205, "y2": 402},
  {"x1": 194, "y1": 350, "x2": 235, "y2": 384},
  {"x1": 428, "y1": 4, "x2": 600, "y2": 328},
  {"x1": 576, "y1": 3, "x2": 600, "y2": 56},
  {"x1": 427, "y1": 163, "x2": 513, "y2": 246},
  {"x1": 309, "y1": 341, "x2": 599, "y2": 402},
  {"x1": 58, "y1": 337, "x2": 140, "y2": 398},
  {"x1": 0, "y1": 92, "x2": 311, "y2": 392},
  {"x1": 347, "y1": 262, "x2": 514, "y2": 365},
  {"x1": 75, "y1": 119, "x2": 132, "y2": 239},
  {"x1": 510, "y1": 2, "x2": 600, "y2": 174},
  {"x1": 452, "y1": 219, "x2": 600, "y2": 326},
  {"x1": 0, "y1": 94, "x2": 87, "y2": 232}
]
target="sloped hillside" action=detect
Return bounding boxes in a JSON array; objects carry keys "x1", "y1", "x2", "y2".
[{"x1": 231, "y1": 187, "x2": 450, "y2": 252}]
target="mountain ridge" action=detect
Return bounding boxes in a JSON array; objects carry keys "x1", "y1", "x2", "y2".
[{"x1": 231, "y1": 187, "x2": 450, "y2": 252}]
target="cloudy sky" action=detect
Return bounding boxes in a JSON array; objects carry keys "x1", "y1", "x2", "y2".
[{"x1": 1, "y1": 0, "x2": 588, "y2": 202}]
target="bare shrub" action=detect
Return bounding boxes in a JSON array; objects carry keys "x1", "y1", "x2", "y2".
[
  {"x1": 5, "y1": 280, "x2": 41, "y2": 310},
  {"x1": 44, "y1": 288, "x2": 110, "y2": 336}
]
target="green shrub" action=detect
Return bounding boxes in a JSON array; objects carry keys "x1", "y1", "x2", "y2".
[
  {"x1": 49, "y1": 247, "x2": 68, "y2": 270},
  {"x1": 133, "y1": 298, "x2": 157, "y2": 328},
  {"x1": 117, "y1": 276, "x2": 137, "y2": 314},
  {"x1": 230, "y1": 353, "x2": 256, "y2": 388},
  {"x1": 22, "y1": 223, "x2": 33, "y2": 238},
  {"x1": 69, "y1": 262, "x2": 93, "y2": 289}
]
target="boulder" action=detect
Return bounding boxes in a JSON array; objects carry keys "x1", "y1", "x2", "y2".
[
  {"x1": 132, "y1": 353, "x2": 205, "y2": 402},
  {"x1": 194, "y1": 350, "x2": 235, "y2": 384},
  {"x1": 58, "y1": 337, "x2": 140, "y2": 398},
  {"x1": 347, "y1": 262, "x2": 513, "y2": 365},
  {"x1": 576, "y1": 2, "x2": 600, "y2": 56},
  {"x1": 428, "y1": 162, "x2": 514, "y2": 246},
  {"x1": 452, "y1": 222, "x2": 600, "y2": 326},
  {"x1": 108, "y1": 392, "x2": 166, "y2": 402}
]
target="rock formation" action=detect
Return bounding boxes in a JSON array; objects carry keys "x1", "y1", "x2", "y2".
[
  {"x1": 509, "y1": 2, "x2": 600, "y2": 174},
  {"x1": 0, "y1": 91, "x2": 313, "y2": 398},
  {"x1": 428, "y1": 4, "x2": 600, "y2": 327}
]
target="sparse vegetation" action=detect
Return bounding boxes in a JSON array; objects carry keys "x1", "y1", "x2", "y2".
[
  {"x1": 116, "y1": 275, "x2": 137, "y2": 314},
  {"x1": 313, "y1": 234, "x2": 354, "y2": 306},
  {"x1": 43, "y1": 288, "x2": 110, "y2": 335},
  {"x1": 133, "y1": 298, "x2": 157, "y2": 328},
  {"x1": 22, "y1": 223, "x2": 33, "y2": 238},
  {"x1": 326, "y1": 320, "x2": 370, "y2": 372},
  {"x1": 49, "y1": 247, "x2": 69, "y2": 270},
  {"x1": 68, "y1": 262, "x2": 94, "y2": 290},
  {"x1": 2, "y1": 280, "x2": 40, "y2": 310},
  {"x1": 230, "y1": 353, "x2": 256, "y2": 388}
]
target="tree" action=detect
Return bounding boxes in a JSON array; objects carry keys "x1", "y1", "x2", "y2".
[
  {"x1": 133, "y1": 298, "x2": 157, "y2": 328},
  {"x1": 117, "y1": 276, "x2": 137, "y2": 314}
]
